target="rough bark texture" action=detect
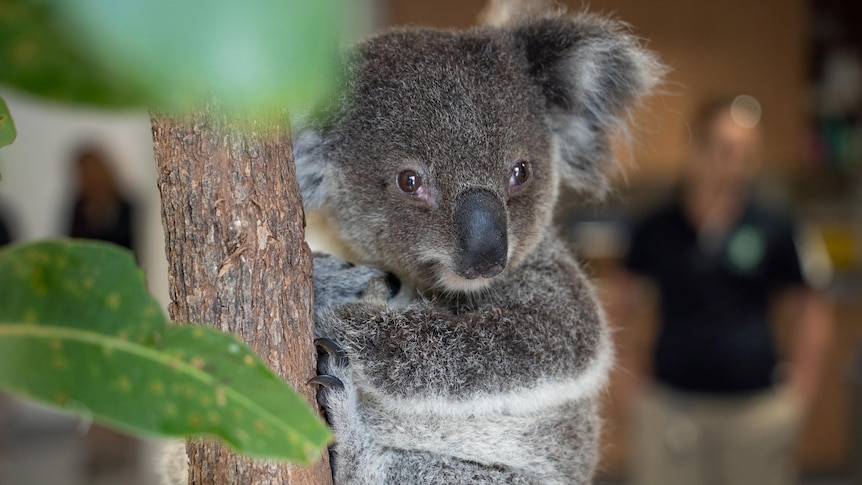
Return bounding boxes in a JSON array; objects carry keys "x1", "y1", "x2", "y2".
[{"x1": 151, "y1": 107, "x2": 331, "y2": 485}]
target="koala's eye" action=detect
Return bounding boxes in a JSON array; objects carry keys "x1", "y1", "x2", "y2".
[
  {"x1": 396, "y1": 170, "x2": 423, "y2": 194},
  {"x1": 508, "y1": 160, "x2": 531, "y2": 188}
]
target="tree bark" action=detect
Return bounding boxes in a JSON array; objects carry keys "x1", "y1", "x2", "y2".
[{"x1": 151, "y1": 105, "x2": 331, "y2": 485}]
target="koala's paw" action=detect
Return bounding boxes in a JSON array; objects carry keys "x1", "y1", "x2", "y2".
[
  {"x1": 312, "y1": 253, "x2": 400, "y2": 313},
  {"x1": 310, "y1": 337, "x2": 350, "y2": 421},
  {"x1": 310, "y1": 337, "x2": 371, "y2": 480}
]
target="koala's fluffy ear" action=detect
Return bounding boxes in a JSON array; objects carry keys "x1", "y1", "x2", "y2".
[
  {"x1": 514, "y1": 13, "x2": 663, "y2": 195},
  {"x1": 292, "y1": 130, "x2": 331, "y2": 209}
]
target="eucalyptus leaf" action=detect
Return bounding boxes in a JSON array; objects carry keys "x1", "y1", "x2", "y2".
[
  {"x1": 0, "y1": 240, "x2": 331, "y2": 463},
  {"x1": 0, "y1": 0, "x2": 149, "y2": 107},
  {"x1": 0, "y1": 0, "x2": 350, "y2": 116},
  {"x1": 0, "y1": 95, "x2": 16, "y2": 150}
]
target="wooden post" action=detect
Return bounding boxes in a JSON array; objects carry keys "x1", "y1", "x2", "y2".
[{"x1": 151, "y1": 105, "x2": 331, "y2": 485}]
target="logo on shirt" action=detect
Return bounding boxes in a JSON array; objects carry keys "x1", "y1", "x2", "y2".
[{"x1": 726, "y1": 225, "x2": 765, "y2": 274}]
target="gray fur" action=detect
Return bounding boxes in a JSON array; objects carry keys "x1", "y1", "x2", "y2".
[
  {"x1": 294, "y1": 12, "x2": 662, "y2": 206},
  {"x1": 516, "y1": 14, "x2": 663, "y2": 195},
  {"x1": 293, "y1": 131, "x2": 332, "y2": 209},
  {"x1": 312, "y1": 253, "x2": 395, "y2": 310},
  {"x1": 313, "y1": 241, "x2": 609, "y2": 484},
  {"x1": 163, "y1": 10, "x2": 659, "y2": 485}
]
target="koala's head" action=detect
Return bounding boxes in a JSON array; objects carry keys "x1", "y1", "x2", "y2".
[{"x1": 295, "y1": 13, "x2": 661, "y2": 293}]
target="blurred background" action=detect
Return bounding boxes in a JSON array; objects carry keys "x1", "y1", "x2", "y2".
[{"x1": 0, "y1": 0, "x2": 859, "y2": 483}]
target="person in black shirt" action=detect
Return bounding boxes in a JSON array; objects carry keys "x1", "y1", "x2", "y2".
[
  {"x1": 0, "y1": 209, "x2": 13, "y2": 247},
  {"x1": 64, "y1": 145, "x2": 141, "y2": 478},
  {"x1": 67, "y1": 146, "x2": 135, "y2": 253},
  {"x1": 619, "y1": 97, "x2": 832, "y2": 485}
]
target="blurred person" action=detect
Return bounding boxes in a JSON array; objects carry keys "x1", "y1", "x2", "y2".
[
  {"x1": 67, "y1": 146, "x2": 135, "y2": 252},
  {"x1": 0, "y1": 208, "x2": 13, "y2": 246},
  {"x1": 0, "y1": 208, "x2": 13, "y2": 474},
  {"x1": 65, "y1": 145, "x2": 140, "y2": 480},
  {"x1": 618, "y1": 97, "x2": 833, "y2": 485}
]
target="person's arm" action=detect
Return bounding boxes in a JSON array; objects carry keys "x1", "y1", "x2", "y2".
[
  {"x1": 784, "y1": 287, "x2": 833, "y2": 409},
  {"x1": 607, "y1": 266, "x2": 657, "y2": 415},
  {"x1": 780, "y1": 222, "x2": 834, "y2": 408},
  {"x1": 610, "y1": 217, "x2": 661, "y2": 414}
]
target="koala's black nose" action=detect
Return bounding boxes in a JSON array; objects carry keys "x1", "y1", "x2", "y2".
[{"x1": 453, "y1": 190, "x2": 508, "y2": 280}]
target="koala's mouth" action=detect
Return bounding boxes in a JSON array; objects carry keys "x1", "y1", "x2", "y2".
[
  {"x1": 436, "y1": 265, "x2": 499, "y2": 293},
  {"x1": 410, "y1": 257, "x2": 503, "y2": 294}
]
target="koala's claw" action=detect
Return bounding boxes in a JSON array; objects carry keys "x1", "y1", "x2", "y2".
[
  {"x1": 308, "y1": 374, "x2": 345, "y2": 392},
  {"x1": 308, "y1": 374, "x2": 344, "y2": 416},
  {"x1": 312, "y1": 338, "x2": 348, "y2": 414},
  {"x1": 315, "y1": 337, "x2": 349, "y2": 370}
]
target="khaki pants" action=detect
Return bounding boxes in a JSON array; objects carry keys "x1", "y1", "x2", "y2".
[{"x1": 630, "y1": 384, "x2": 804, "y2": 485}]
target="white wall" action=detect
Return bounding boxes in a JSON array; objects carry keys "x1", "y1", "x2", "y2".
[{"x1": 0, "y1": 87, "x2": 169, "y2": 309}]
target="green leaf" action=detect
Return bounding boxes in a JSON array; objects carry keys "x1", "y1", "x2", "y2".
[
  {"x1": 0, "y1": 0, "x2": 352, "y2": 116},
  {"x1": 0, "y1": 240, "x2": 331, "y2": 463},
  {"x1": 0, "y1": 95, "x2": 16, "y2": 150},
  {"x1": 0, "y1": 0, "x2": 149, "y2": 107}
]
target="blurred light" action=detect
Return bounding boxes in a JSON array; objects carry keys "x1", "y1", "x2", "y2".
[{"x1": 730, "y1": 95, "x2": 762, "y2": 128}]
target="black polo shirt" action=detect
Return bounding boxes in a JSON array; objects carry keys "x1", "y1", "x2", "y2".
[{"x1": 625, "y1": 198, "x2": 807, "y2": 394}]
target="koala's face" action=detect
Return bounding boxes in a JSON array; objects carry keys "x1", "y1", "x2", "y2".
[
  {"x1": 323, "y1": 31, "x2": 558, "y2": 292},
  {"x1": 296, "y1": 15, "x2": 661, "y2": 293}
]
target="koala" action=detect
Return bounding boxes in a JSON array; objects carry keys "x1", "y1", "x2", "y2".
[
  {"x1": 159, "y1": 10, "x2": 659, "y2": 485},
  {"x1": 299, "y1": 11, "x2": 661, "y2": 485}
]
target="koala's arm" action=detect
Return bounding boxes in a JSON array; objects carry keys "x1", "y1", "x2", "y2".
[
  {"x1": 317, "y1": 238, "x2": 610, "y2": 407},
  {"x1": 313, "y1": 338, "x2": 570, "y2": 484},
  {"x1": 314, "y1": 239, "x2": 605, "y2": 483}
]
